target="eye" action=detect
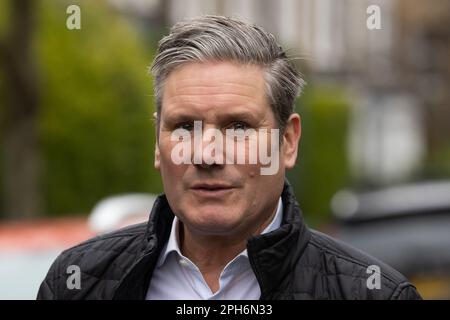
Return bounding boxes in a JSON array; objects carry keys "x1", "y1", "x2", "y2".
[
  {"x1": 229, "y1": 121, "x2": 250, "y2": 131},
  {"x1": 175, "y1": 122, "x2": 194, "y2": 131}
]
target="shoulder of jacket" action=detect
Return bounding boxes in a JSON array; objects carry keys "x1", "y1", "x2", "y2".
[
  {"x1": 51, "y1": 222, "x2": 148, "y2": 276},
  {"x1": 61, "y1": 222, "x2": 148, "y2": 254},
  {"x1": 304, "y1": 229, "x2": 415, "y2": 295},
  {"x1": 37, "y1": 222, "x2": 150, "y2": 299}
]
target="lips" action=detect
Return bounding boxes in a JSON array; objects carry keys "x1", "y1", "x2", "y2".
[
  {"x1": 191, "y1": 182, "x2": 234, "y2": 190},
  {"x1": 190, "y1": 182, "x2": 236, "y2": 197}
]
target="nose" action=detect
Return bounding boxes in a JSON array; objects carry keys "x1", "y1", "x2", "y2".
[{"x1": 193, "y1": 125, "x2": 225, "y2": 169}]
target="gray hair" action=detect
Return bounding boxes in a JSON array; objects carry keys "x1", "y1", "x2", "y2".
[{"x1": 150, "y1": 15, "x2": 305, "y2": 133}]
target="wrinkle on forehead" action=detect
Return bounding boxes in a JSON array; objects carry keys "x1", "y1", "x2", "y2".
[{"x1": 162, "y1": 62, "x2": 268, "y2": 114}]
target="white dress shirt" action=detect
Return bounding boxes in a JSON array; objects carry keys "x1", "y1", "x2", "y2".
[{"x1": 146, "y1": 197, "x2": 283, "y2": 300}]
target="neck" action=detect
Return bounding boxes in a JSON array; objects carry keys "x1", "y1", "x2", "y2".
[{"x1": 178, "y1": 201, "x2": 279, "y2": 292}]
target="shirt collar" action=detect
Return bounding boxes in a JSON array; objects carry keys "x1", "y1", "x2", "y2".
[{"x1": 156, "y1": 197, "x2": 284, "y2": 268}]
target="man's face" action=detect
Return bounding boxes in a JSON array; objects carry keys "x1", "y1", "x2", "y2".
[{"x1": 155, "y1": 61, "x2": 300, "y2": 238}]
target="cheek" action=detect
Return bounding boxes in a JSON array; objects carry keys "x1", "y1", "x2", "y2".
[
  {"x1": 158, "y1": 143, "x2": 188, "y2": 185},
  {"x1": 159, "y1": 140, "x2": 179, "y2": 167},
  {"x1": 243, "y1": 166, "x2": 284, "y2": 198}
]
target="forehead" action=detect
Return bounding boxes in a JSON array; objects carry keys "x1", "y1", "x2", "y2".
[{"x1": 161, "y1": 62, "x2": 269, "y2": 118}]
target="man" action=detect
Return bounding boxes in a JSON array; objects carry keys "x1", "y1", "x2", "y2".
[{"x1": 37, "y1": 15, "x2": 421, "y2": 300}]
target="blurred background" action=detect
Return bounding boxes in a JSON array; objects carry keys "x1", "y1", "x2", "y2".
[{"x1": 0, "y1": 0, "x2": 449, "y2": 299}]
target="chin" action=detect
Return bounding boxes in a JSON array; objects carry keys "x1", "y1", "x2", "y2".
[{"x1": 185, "y1": 207, "x2": 242, "y2": 234}]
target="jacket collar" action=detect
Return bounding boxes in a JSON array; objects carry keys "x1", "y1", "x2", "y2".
[
  {"x1": 247, "y1": 180, "x2": 311, "y2": 298},
  {"x1": 156, "y1": 197, "x2": 283, "y2": 268},
  {"x1": 113, "y1": 179, "x2": 310, "y2": 299}
]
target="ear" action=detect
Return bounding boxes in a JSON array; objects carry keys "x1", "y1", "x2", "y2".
[
  {"x1": 154, "y1": 141, "x2": 161, "y2": 170},
  {"x1": 282, "y1": 113, "x2": 301, "y2": 169},
  {"x1": 153, "y1": 111, "x2": 161, "y2": 170}
]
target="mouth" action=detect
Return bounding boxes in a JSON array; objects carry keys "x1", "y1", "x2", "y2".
[{"x1": 190, "y1": 182, "x2": 236, "y2": 197}]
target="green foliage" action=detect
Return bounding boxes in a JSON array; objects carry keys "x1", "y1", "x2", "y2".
[
  {"x1": 0, "y1": 0, "x2": 8, "y2": 110},
  {"x1": 288, "y1": 85, "x2": 350, "y2": 227},
  {"x1": 36, "y1": 0, "x2": 161, "y2": 215},
  {"x1": 0, "y1": 0, "x2": 8, "y2": 215},
  {"x1": 0, "y1": 0, "x2": 8, "y2": 39},
  {"x1": 424, "y1": 147, "x2": 450, "y2": 179}
]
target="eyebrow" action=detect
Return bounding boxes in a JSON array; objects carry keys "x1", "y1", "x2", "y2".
[{"x1": 162, "y1": 108, "x2": 260, "y2": 125}]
